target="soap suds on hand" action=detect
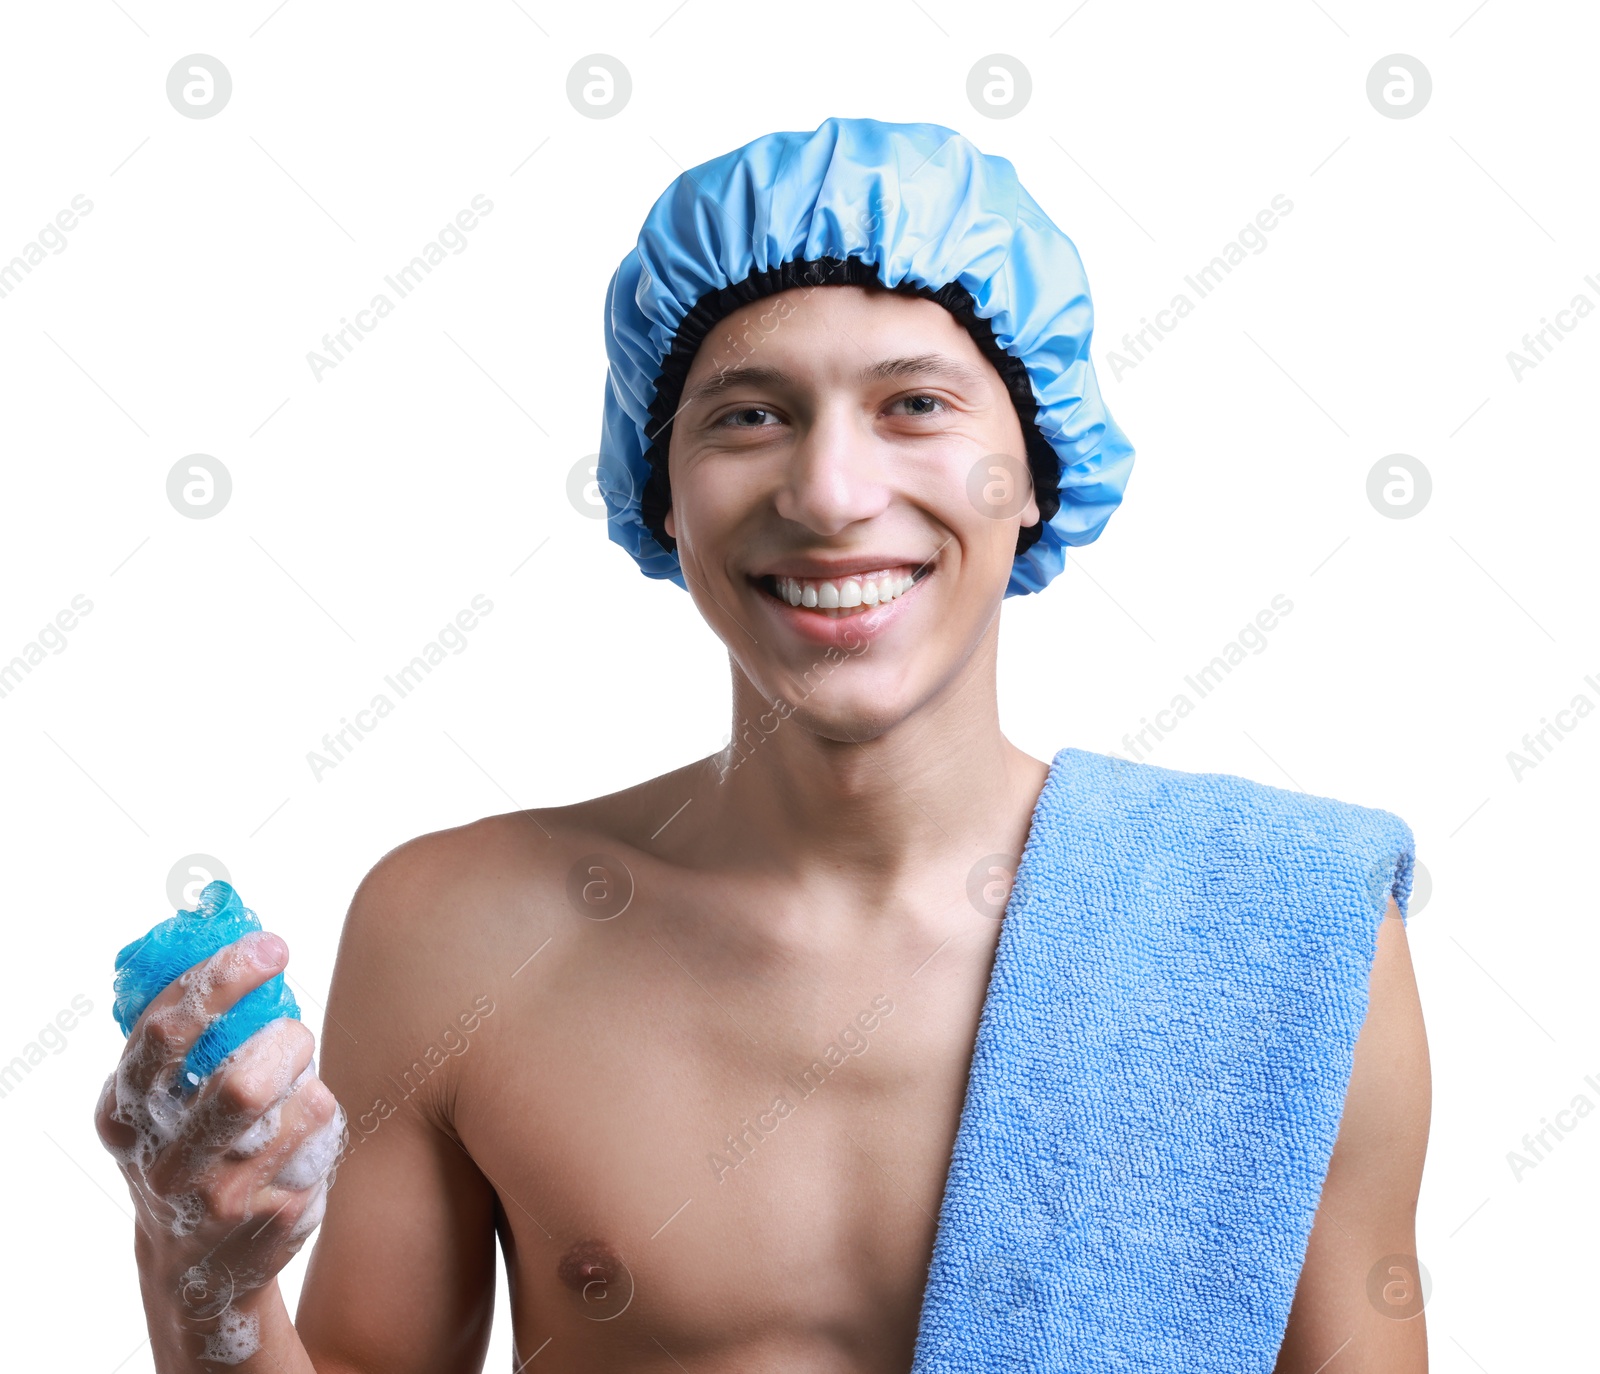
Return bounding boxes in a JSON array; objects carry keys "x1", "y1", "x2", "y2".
[{"x1": 106, "y1": 882, "x2": 348, "y2": 1365}]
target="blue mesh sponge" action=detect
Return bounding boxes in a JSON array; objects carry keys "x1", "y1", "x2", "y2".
[{"x1": 112, "y1": 880, "x2": 300, "y2": 1094}]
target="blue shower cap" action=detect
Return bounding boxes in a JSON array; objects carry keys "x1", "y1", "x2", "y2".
[
  {"x1": 112, "y1": 880, "x2": 300, "y2": 1094},
  {"x1": 597, "y1": 115, "x2": 1135, "y2": 598}
]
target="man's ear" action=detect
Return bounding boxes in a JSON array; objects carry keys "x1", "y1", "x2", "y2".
[{"x1": 664, "y1": 507, "x2": 676, "y2": 540}]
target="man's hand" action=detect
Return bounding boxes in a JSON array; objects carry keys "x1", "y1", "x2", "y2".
[
  {"x1": 1274, "y1": 896, "x2": 1432, "y2": 1372},
  {"x1": 93, "y1": 930, "x2": 346, "y2": 1367}
]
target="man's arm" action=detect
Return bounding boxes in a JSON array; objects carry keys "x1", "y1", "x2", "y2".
[
  {"x1": 1274, "y1": 895, "x2": 1432, "y2": 1372},
  {"x1": 290, "y1": 835, "x2": 502, "y2": 1373}
]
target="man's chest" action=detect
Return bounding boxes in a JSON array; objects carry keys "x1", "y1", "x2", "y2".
[{"x1": 451, "y1": 908, "x2": 1000, "y2": 1370}]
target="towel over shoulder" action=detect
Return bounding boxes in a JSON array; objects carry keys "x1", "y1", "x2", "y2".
[{"x1": 912, "y1": 745, "x2": 1416, "y2": 1372}]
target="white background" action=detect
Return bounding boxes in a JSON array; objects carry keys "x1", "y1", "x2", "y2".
[{"x1": 0, "y1": 0, "x2": 1594, "y2": 1367}]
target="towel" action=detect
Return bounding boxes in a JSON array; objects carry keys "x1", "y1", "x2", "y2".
[{"x1": 911, "y1": 745, "x2": 1415, "y2": 1371}]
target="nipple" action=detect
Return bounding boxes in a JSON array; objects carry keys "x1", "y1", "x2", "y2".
[
  {"x1": 557, "y1": 1239, "x2": 620, "y2": 1295},
  {"x1": 556, "y1": 1238, "x2": 634, "y2": 1319}
]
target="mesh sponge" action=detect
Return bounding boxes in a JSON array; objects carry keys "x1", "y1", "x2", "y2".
[{"x1": 112, "y1": 880, "x2": 300, "y2": 1093}]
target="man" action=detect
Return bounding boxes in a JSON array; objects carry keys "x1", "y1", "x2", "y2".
[{"x1": 99, "y1": 117, "x2": 1429, "y2": 1372}]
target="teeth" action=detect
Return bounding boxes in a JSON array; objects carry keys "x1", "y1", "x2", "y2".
[{"x1": 772, "y1": 568, "x2": 920, "y2": 612}]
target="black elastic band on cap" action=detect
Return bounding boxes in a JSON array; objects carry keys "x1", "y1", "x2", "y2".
[{"x1": 637, "y1": 254, "x2": 1059, "y2": 560}]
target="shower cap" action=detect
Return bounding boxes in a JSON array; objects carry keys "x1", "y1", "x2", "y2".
[
  {"x1": 597, "y1": 115, "x2": 1135, "y2": 598},
  {"x1": 112, "y1": 879, "x2": 300, "y2": 1094}
]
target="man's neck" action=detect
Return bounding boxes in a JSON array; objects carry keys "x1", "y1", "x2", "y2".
[{"x1": 677, "y1": 657, "x2": 1048, "y2": 897}]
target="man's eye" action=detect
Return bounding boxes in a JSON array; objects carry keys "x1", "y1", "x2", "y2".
[
  {"x1": 714, "y1": 406, "x2": 780, "y2": 428},
  {"x1": 891, "y1": 394, "x2": 948, "y2": 417}
]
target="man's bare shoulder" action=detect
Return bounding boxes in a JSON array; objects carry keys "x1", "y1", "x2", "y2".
[
  {"x1": 319, "y1": 758, "x2": 715, "y2": 1132},
  {"x1": 343, "y1": 756, "x2": 713, "y2": 948}
]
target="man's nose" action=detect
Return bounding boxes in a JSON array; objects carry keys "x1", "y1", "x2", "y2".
[{"x1": 770, "y1": 407, "x2": 892, "y2": 537}]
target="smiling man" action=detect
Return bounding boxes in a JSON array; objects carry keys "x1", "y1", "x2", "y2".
[{"x1": 103, "y1": 118, "x2": 1428, "y2": 1374}]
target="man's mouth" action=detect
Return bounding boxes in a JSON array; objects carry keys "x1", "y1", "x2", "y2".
[{"x1": 748, "y1": 563, "x2": 934, "y2": 618}]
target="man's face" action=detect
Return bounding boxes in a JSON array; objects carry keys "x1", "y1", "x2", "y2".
[{"x1": 663, "y1": 283, "x2": 1038, "y2": 741}]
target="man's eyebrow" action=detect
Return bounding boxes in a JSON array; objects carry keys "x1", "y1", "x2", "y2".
[
  {"x1": 680, "y1": 365, "x2": 792, "y2": 410},
  {"x1": 858, "y1": 354, "x2": 991, "y2": 389},
  {"x1": 680, "y1": 354, "x2": 989, "y2": 411}
]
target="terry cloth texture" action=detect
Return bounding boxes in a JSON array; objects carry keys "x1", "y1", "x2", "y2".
[
  {"x1": 911, "y1": 745, "x2": 1416, "y2": 1372},
  {"x1": 598, "y1": 115, "x2": 1135, "y2": 598}
]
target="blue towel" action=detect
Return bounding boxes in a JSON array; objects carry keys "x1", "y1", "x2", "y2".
[{"x1": 912, "y1": 746, "x2": 1415, "y2": 1371}]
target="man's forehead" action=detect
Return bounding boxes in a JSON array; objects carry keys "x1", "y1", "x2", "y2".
[
  {"x1": 713, "y1": 280, "x2": 951, "y2": 331},
  {"x1": 679, "y1": 352, "x2": 996, "y2": 409},
  {"x1": 681, "y1": 287, "x2": 993, "y2": 392}
]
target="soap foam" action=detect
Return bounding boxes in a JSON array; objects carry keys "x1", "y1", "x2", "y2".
[
  {"x1": 273, "y1": 1104, "x2": 347, "y2": 1191},
  {"x1": 288, "y1": 1175, "x2": 329, "y2": 1242},
  {"x1": 201, "y1": 1307, "x2": 261, "y2": 1365},
  {"x1": 226, "y1": 1103, "x2": 282, "y2": 1160},
  {"x1": 111, "y1": 1040, "x2": 350, "y2": 1354}
]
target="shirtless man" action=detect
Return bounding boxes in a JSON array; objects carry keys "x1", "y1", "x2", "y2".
[{"x1": 96, "y1": 122, "x2": 1430, "y2": 1373}]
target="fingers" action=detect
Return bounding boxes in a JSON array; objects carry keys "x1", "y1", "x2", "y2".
[
  {"x1": 91, "y1": 927, "x2": 349, "y2": 1287},
  {"x1": 120, "y1": 930, "x2": 291, "y2": 1102},
  {"x1": 141, "y1": 1018, "x2": 314, "y2": 1201},
  {"x1": 129, "y1": 1023, "x2": 346, "y2": 1255},
  {"x1": 240, "y1": 1075, "x2": 347, "y2": 1250},
  {"x1": 93, "y1": 1067, "x2": 137, "y2": 1157},
  {"x1": 264, "y1": 1075, "x2": 346, "y2": 1193},
  {"x1": 191, "y1": 1076, "x2": 345, "y2": 1250}
]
